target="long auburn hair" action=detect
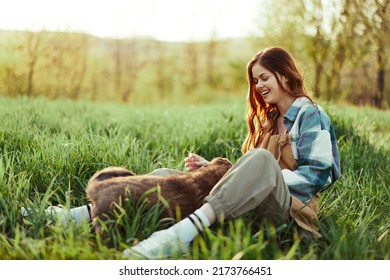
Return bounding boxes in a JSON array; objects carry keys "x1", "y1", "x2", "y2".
[{"x1": 241, "y1": 47, "x2": 312, "y2": 154}]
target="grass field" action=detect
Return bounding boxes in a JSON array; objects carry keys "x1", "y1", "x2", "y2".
[{"x1": 0, "y1": 96, "x2": 389, "y2": 260}]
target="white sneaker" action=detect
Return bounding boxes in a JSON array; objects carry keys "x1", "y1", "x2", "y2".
[
  {"x1": 123, "y1": 228, "x2": 188, "y2": 259},
  {"x1": 45, "y1": 205, "x2": 68, "y2": 223},
  {"x1": 20, "y1": 207, "x2": 31, "y2": 217},
  {"x1": 21, "y1": 205, "x2": 71, "y2": 225}
]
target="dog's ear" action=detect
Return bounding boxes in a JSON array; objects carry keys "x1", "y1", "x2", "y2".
[{"x1": 94, "y1": 168, "x2": 135, "y2": 181}]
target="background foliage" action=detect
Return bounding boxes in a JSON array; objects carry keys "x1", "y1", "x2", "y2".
[{"x1": 0, "y1": 0, "x2": 389, "y2": 108}]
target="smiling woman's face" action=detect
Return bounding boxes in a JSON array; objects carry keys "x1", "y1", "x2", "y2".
[{"x1": 251, "y1": 63, "x2": 289, "y2": 106}]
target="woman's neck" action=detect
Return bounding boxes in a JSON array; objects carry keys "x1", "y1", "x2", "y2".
[{"x1": 276, "y1": 95, "x2": 296, "y2": 116}]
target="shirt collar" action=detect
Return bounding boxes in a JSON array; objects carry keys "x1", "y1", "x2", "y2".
[
  {"x1": 283, "y1": 97, "x2": 312, "y2": 130},
  {"x1": 284, "y1": 97, "x2": 311, "y2": 121}
]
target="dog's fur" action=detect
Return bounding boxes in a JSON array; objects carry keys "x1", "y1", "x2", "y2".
[{"x1": 86, "y1": 157, "x2": 232, "y2": 232}]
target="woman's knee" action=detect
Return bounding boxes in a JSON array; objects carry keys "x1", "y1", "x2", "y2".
[
  {"x1": 247, "y1": 148, "x2": 277, "y2": 163},
  {"x1": 244, "y1": 148, "x2": 281, "y2": 174},
  {"x1": 147, "y1": 168, "x2": 185, "y2": 177}
]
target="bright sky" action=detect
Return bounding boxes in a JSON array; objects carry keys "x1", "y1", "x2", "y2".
[{"x1": 0, "y1": 0, "x2": 266, "y2": 41}]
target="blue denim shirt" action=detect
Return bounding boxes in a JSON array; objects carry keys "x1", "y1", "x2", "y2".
[{"x1": 282, "y1": 97, "x2": 341, "y2": 202}]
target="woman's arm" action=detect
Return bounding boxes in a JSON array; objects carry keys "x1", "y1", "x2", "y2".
[
  {"x1": 283, "y1": 129, "x2": 333, "y2": 201},
  {"x1": 283, "y1": 105, "x2": 337, "y2": 202}
]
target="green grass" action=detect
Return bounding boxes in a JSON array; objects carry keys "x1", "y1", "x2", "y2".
[{"x1": 0, "y1": 96, "x2": 389, "y2": 260}]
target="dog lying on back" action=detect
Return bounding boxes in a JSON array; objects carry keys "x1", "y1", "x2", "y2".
[{"x1": 86, "y1": 157, "x2": 232, "y2": 232}]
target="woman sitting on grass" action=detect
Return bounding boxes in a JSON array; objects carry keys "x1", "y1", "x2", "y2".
[
  {"x1": 26, "y1": 46, "x2": 340, "y2": 259},
  {"x1": 123, "y1": 46, "x2": 340, "y2": 258}
]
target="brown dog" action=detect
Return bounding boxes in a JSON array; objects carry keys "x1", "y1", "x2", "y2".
[{"x1": 86, "y1": 157, "x2": 232, "y2": 232}]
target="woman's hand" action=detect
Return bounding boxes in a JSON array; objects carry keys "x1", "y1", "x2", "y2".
[{"x1": 184, "y1": 153, "x2": 209, "y2": 172}]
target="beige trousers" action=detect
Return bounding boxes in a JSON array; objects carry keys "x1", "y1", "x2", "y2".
[
  {"x1": 150, "y1": 148, "x2": 291, "y2": 224},
  {"x1": 205, "y1": 148, "x2": 290, "y2": 223}
]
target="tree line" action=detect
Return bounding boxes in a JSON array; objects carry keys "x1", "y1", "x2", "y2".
[
  {"x1": 259, "y1": 0, "x2": 389, "y2": 108},
  {"x1": 0, "y1": 0, "x2": 389, "y2": 108}
]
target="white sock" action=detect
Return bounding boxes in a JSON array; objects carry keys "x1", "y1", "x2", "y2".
[
  {"x1": 47, "y1": 204, "x2": 91, "y2": 224},
  {"x1": 69, "y1": 205, "x2": 91, "y2": 224},
  {"x1": 170, "y1": 209, "x2": 211, "y2": 244}
]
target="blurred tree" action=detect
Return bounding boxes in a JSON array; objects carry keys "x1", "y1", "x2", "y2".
[
  {"x1": 69, "y1": 34, "x2": 88, "y2": 99},
  {"x1": 24, "y1": 31, "x2": 44, "y2": 96},
  {"x1": 205, "y1": 28, "x2": 219, "y2": 88},
  {"x1": 322, "y1": 0, "x2": 351, "y2": 101},
  {"x1": 369, "y1": 0, "x2": 389, "y2": 108},
  {"x1": 154, "y1": 40, "x2": 174, "y2": 99},
  {"x1": 0, "y1": 34, "x2": 25, "y2": 97},
  {"x1": 112, "y1": 37, "x2": 148, "y2": 102},
  {"x1": 45, "y1": 32, "x2": 88, "y2": 99},
  {"x1": 185, "y1": 41, "x2": 199, "y2": 93},
  {"x1": 0, "y1": 66, "x2": 25, "y2": 97},
  {"x1": 338, "y1": 0, "x2": 389, "y2": 108},
  {"x1": 260, "y1": 0, "x2": 306, "y2": 54},
  {"x1": 303, "y1": 0, "x2": 332, "y2": 98}
]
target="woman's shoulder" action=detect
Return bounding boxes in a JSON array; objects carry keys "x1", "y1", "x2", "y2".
[
  {"x1": 295, "y1": 98, "x2": 332, "y2": 131},
  {"x1": 293, "y1": 97, "x2": 329, "y2": 117},
  {"x1": 292, "y1": 97, "x2": 318, "y2": 120}
]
